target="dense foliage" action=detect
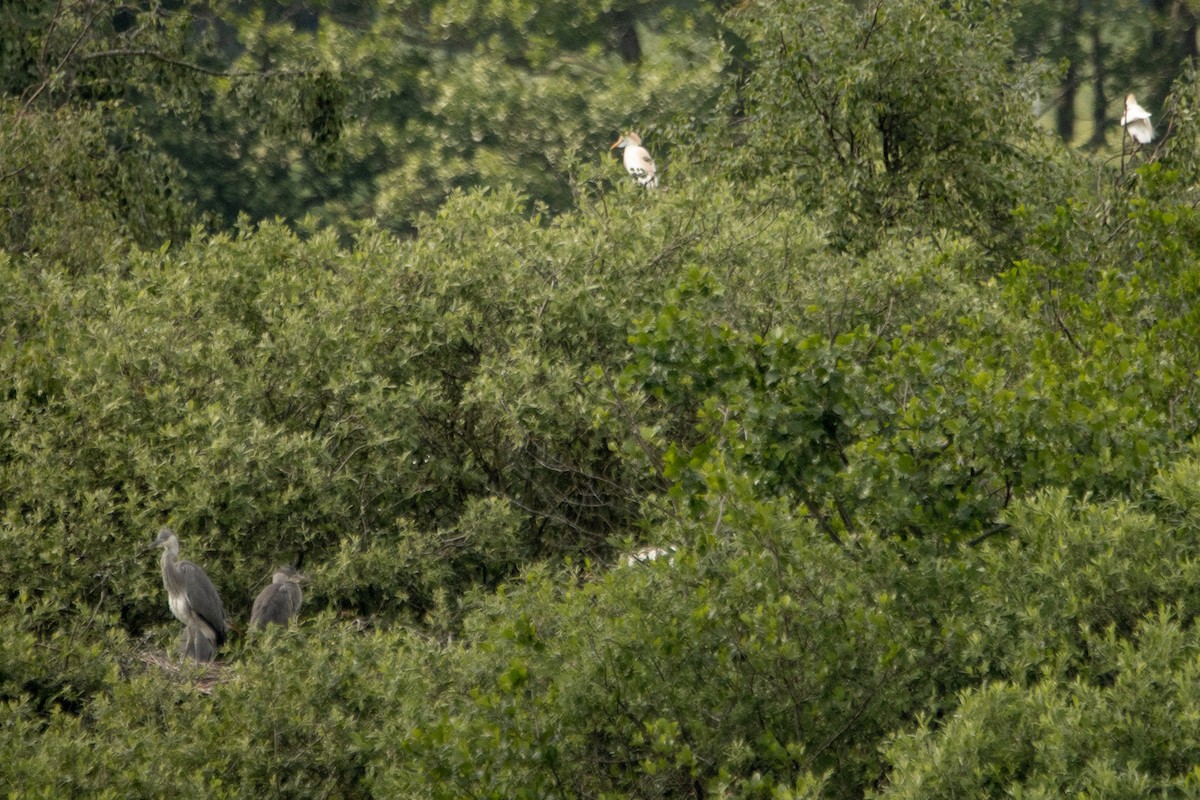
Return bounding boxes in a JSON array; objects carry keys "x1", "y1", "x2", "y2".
[{"x1": 5, "y1": 0, "x2": 1200, "y2": 796}]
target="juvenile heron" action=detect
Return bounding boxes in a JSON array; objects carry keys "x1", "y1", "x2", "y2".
[
  {"x1": 152, "y1": 527, "x2": 228, "y2": 662},
  {"x1": 1121, "y1": 93, "x2": 1154, "y2": 145},
  {"x1": 250, "y1": 566, "x2": 306, "y2": 629},
  {"x1": 611, "y1": 131, "x2": 658, "y2": 188}
]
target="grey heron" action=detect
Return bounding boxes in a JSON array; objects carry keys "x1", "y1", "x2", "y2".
[
  {"x1": 250, "y1": 566, "x2": 306, "y2": 629},
  {"x1": 152, "y1": 527, "x2": 228, "y2": 662},
  {"x1": 611, "y1": 131, "x2": 658, "y2": 188}
]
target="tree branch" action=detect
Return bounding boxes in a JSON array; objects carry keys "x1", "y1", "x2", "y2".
[
  {"x1": 76, "y1": 48, "x2": 297, "y2": 78},
  {"x1": 968, "y1": 521, "x2": 1011, "y2": 547},
  {"x1": 22, "y1": 0, "x2": 108, "y2": 112}
]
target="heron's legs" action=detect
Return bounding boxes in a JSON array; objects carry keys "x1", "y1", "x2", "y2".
[
  {"x1": 178, "y1": 625, "x2": 193, "y2": 661},
  {"x1": 179, "y1": 623, "x2": 217, "y2": 662}
]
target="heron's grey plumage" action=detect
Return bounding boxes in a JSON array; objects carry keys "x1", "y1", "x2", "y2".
[
  {"x1": 153, "y1": 527, "x2": 227, "y2": 662},
  {"x1": 250, "y1": 566, "x2": 305, "y2": 629},
  {"x1": 182, "y1": 625, "x2": 217, "y2": 662}
]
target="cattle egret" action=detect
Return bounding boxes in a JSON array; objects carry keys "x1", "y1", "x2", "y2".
[
  {"x1": 1121, "y1": 93, "x2": 1154, "y2": 145},
  {"x1": 611, "y1": 131, "x2": 658, "y2": 188},
  {"x1": 624, "y1": 545, "x2": 676, "y2": 566}
]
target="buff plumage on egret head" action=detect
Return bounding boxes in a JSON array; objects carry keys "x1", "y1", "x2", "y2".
[
  {"x1": 611, "y1": 131, "x2": 658, "y2": 188},
  {"x1": 1121, "y1": 93, "x2": 1154, "y2": 145}
]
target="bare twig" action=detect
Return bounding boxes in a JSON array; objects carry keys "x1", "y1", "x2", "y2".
[
  {"x1": 22, "y1": 0, "x2": 110, "y2": 113},
  {"x1": 77, "y1": 48, "x2": 298, "y2": 78}
]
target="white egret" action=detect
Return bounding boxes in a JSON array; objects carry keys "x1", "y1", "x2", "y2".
[
  {"x1": 611, "y1": 131, "x2": 658, "y2": 188},
  {"x1": 623, "y1": 545, "x2": 676, "y2": 567},
  {"x1": 1121, "y1": 93, "x2": 1154, "y2": 145}
]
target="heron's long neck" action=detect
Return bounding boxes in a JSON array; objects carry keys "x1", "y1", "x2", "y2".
[{"x1": 160, "y1": 543, "x2": 183, "y2": 592}]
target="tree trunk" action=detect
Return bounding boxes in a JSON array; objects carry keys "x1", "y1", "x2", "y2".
[
  {"x1": 605, "y1": 8, "x2": 642, "y2": 64},
  {"x1": 1056, "y1": 1, "x2": 1083, "y2": 142},
  {"x1": 1180, "y1": 2, "x2": 1199, "y2": 67},
  {"x1": 1088, "y1": 13, "x2": 1109, "y2": 149}
]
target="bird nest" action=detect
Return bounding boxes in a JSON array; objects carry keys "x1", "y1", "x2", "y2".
[{"x1": 137, "y1": 648, "x2": 232, "y2": 695}]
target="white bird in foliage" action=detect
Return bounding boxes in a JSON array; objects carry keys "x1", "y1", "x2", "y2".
[
  {"x1": 1121, "y1": 93, "x2": 1155, "y2": 145},
  {"x1": 623, "y1": 545, "x2": 676, "y2": 567},
  {"x1": 611, "y1": 131, "x2": 658, "y2": 188}
]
